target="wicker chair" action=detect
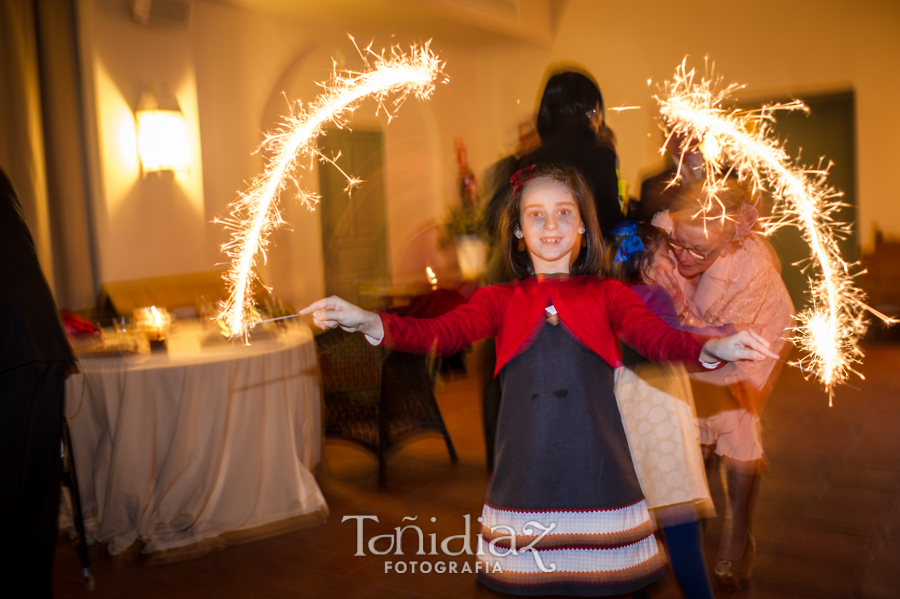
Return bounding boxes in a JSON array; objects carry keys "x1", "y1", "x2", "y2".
[{"x1": 314, "y1": 328, "x2": 458, "y2": 483}]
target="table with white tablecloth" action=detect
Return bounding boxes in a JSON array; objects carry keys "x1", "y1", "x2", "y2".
[{"x1": 63, "y1": 321, "x2": 328, "y2": 563}]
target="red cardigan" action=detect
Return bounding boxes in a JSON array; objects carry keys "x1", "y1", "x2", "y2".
[{"x1": 377, "y1": 275, "x2": 716, "y2": 377}]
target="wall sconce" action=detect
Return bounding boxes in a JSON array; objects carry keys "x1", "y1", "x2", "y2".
[{"x1": 135, "y1": 90, "x2": 190, "y2": 173}]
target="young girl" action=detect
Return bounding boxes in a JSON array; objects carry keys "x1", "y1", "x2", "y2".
[
  {"x1": 301, "y1": 163, "x2": 775, "y2": 597},
  {"x1": 608, "y1": 221, "x2": 736, "y2": 339},
  {"x1": 608, "y1": 221, "x2": 737, "y2": 599}
]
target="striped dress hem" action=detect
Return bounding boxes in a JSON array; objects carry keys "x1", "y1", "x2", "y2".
[{"x1": 476, "y1": 499, "x2": 663, "y2": 596}]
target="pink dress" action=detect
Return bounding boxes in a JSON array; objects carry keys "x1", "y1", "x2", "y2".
[{"x1": 653, "y1": 211, "x2": 794, "y2": 461}]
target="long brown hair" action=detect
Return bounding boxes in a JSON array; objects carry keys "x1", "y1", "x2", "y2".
[{"x1": 499, "y1": 163, "x2": 604, "y2": 279}]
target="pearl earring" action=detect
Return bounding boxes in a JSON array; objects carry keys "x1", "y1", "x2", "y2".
[
  {"x1": 515, "y1": 229, "x2": 526, "y2": 251},
  {"x1": 578, "y1": 225, "x2": 585, "y2": 234}
]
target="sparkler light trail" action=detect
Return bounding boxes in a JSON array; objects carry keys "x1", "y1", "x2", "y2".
[
  {"x1": 217, "y1": 39, "x2": 445, "y2": 339},
  {"x1": 656, "y1": 58, "x2": 896, "y2": 403}
]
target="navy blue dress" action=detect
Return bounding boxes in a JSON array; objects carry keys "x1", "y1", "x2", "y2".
[{"x1": 477, "y1": 311, "x2": 663, "y2": 596}]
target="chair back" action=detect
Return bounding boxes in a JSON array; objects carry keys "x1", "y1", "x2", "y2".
[{"x1": 313, "y1": 328, "x2": 383, "y2": 394}]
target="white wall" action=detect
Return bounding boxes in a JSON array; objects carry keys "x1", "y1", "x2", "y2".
[
  {"x1": 479, "y1": 0, "x2": 900, "y2": 253},
  {"x1": 80, "y1": 0, "x2": 493, "y2": 311},
  {"x1": 78, "y1": 0, "x2": 899, "y2": 312},
  {"x1": 81, "y1": 0, "x2": 208, "y2": 284}
]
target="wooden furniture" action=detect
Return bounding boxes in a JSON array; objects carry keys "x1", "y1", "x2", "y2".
[
  {"x1": 314, "y1": 328, "x2": 458, "y2": 484},
  {"x1": 860, "y1": 232, "x2": 900, "y2": 338},
  {"x1": 96, "y1": 271, "x2": 270, "y2": 320}
]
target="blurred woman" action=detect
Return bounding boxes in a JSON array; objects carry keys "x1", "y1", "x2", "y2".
[
  {"x1": 608, "y1": 221, "x2": 735, "y2": 599},
  {"x1": 652, "y1": 178, "x2": 794, "y2": 589}
]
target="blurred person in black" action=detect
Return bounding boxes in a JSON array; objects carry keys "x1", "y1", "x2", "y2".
[
  {"x1": 479, "y1": 69, "x2": 623, "y2": 470},
  {"x1": 0, "y1": 166, "x2": 76, "y2": 596},
  {"x1": 523, "y1": 70, "x2": 622, "y2": 232},
  {"x1": 633, "y1": 127, "x2": 704, "y2": 222},
  {"x1": 486, "y1": 70, "x2": 623, "y2": 240}
]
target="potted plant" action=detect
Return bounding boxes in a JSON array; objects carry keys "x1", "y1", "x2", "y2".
[{"x1": 438, "y1": 139, "x2": 488, "y2": 279}]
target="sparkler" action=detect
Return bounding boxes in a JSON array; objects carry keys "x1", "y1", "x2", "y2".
[
  {"x1": 657, "y1": 58, "x2": 895, "y2": 403},
  {"x1": 217, "y1": 39, "x2": 445, "y2": 339}
]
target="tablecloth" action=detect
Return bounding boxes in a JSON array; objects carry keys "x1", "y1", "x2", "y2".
[{"x1": 62, "y1": 322, "x2": 328, "y2": 562}]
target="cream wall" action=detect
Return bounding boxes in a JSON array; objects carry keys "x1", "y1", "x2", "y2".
[
  {"x1": 77, "y1": 0, "x2": 898, "y2": 312},
  {"x1": 479, "y1": 0, "x2": 900, "y2": 253},
  {"x1": 79, "y1": 0, "x2": 492, "y2": 311},
  {"x1": 80, "y1": 0, "x2": 208, "y2": 284}
]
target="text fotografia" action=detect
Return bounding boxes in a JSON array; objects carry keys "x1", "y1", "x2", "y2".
[
  {"x1": 386, "y1": 560, "x2": 498, "y2": 574},
  {"x1": 342, "y1": 514, "x2": 558, "y2": 573}
]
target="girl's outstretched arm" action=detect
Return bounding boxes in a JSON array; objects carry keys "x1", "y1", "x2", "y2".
[
  {"x1": 606, "y1": 280, "x2": 776, "y2": 369},
  {"x1": 699, "y1": 329, "x2": 778, "y2": 364},
  {"x1": 300, "y1": 296, "x2": 384, "y2": 340},
  {"x1": 301, "y1": 288, "x2": 500, "y2": 356}
]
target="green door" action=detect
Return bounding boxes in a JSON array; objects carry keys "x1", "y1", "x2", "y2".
[
  {"x1": 761, "y1": 92, "x2": 857, "y2": 312},
  {"x1": 317, "y1": 129, "x2": 390, "y2": 304}
]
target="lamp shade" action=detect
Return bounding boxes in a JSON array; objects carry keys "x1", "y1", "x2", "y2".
[{"x1": 135, "y1": 91, "x2": 190, "y2": 172}]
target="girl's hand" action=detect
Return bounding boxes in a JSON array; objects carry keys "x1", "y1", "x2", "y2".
[
  {"x1": 655, "y1": 266, "x2": 685, "y2": 313},
  {"x1": 700, "y1": 329, "x2": 779, "y2": 364},
  {"x1": 733, "y1": 323, "x2": 763, "y2": 335},
  {"x1": 299, "y1": 296, "x2": 384, "y2": 339}
]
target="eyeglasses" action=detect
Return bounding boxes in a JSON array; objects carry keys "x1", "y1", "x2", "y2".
[{"x1": 667, "y1": 238, "x2": 716, "y2": 261}]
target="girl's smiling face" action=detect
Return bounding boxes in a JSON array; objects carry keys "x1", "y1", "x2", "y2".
[{"x1": 518, "y1": 178, "x2": 584, "y2": 275}]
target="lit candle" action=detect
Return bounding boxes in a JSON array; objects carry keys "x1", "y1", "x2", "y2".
[{"x1": 145, "y1": 306, "x2": 168, "y2": 349}]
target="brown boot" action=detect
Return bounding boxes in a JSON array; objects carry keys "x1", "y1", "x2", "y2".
[{"x1": 715, "y1": 466, "x2": 761, "y2": 589}]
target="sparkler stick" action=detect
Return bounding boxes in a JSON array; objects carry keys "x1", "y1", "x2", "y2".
[
  {"x1": 657, "y1": 58, "x2": 895, "y2": 404},
  {"x1": 778, "y1": 358, "x2": 861, "y2": 392},
  {"x1": 217, "y1": 39, "x2": 445, "y2": 340},
  {"x1": 254, "y1": 314, "x2": 300, "y2": 325}
]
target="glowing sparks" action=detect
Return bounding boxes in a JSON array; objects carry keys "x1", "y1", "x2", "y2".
[
  {"x1": 609, "y1": 105, "x2": 641, "y2": 112},
  {"x1": 217, "y1": 39, "x2": 445, "y2": 339},
  {"x1": 697, "y1": 133, "x2": 720, "y2": 162},
  {"x1": 657, "y1": 58, "x2": 895, "y2": 402}
]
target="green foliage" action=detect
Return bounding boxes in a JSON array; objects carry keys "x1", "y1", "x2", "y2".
[{"x1": 438, "y1": 205, "x2": 488, "y2": 249}]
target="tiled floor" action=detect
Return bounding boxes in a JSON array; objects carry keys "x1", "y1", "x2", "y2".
[{"x1": 52, "y1": 342, "x2": 900, "y2": 598}]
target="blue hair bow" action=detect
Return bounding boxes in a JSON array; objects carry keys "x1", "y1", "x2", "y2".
[{"x1": 608, "y1": 221, "x2": 645, "y2": 262}]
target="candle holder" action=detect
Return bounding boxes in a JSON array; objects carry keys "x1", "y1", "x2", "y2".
[
  {"x1": 134, "y1": 306, "x2": 171, "y2": 351},
  {"x1": 113, "y1": 316, "x2": 138, "y2": 352}
]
